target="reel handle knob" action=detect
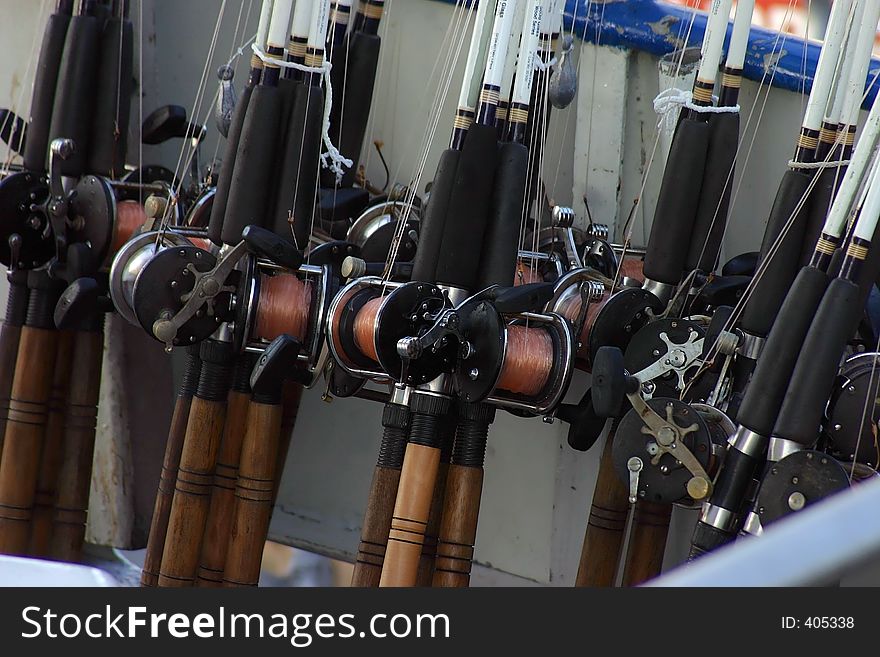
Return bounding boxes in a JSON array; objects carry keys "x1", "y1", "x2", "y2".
[{"x1": 242, "y1": 224, "x2": 303, "y2": 270}]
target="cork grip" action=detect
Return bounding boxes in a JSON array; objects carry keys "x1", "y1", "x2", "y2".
[
  {"x1": 351, "y1": 465, "x2": 402, "y2": 586},
  {"x1": 222, "y1": 401, "x2": 283, "y2": 587},
  {"x1": 620, "y1": 501, "x2": 672, "y2": 587},
  {"x1": 432, "y1": 464, "x2": 483, "y2": 588},
  {"x1": 158, "y1": 397, "x2": 227, "y2": 586},
  {"x1": 0, "y1": 326, "x2": 58, "y2": 555},
  {"x1": 50, "y1": 329, "x2": 104, "y2": 562},
  {"x1": 575, "y1": 432, "x2": 629, "y2": 587},
  {"x1": 379, "y1": 443, "x2": 440, "y2": 587},
  {"x1": 141, "y1": 391, "x2": 194, "y2": 586},
  {"x1": 196, "y1": 390, "x2": 251, "y2": 586},
  {"x1": 29, "y1": 330, "x2": 74, "y2": 556}
]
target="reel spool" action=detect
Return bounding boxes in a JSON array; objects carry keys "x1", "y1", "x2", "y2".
[
  {"x1": 453, "y1": 300, "x2": 573, "y2": 415},
  {"x1": 824, "y1": 353, "x2": 880, "y2": 470},
  {"x1": 238, "y1": 259, "x2": 331, "y2": 384},
  {"x1": 556, "y1": 285, "x2": 662, "y2": 369},
  {"x1": 753, "y1": 451, "x2": 850, "y2": 528},
  {"x1": 612, "y1": 399, "x2": 730, "y2": 507},
  {"x1": 326, "y1": 277, "x2": 455, "y2": 385},
  {"x1": 346, "y1": 200, "x2": 419, "y2": 263}
]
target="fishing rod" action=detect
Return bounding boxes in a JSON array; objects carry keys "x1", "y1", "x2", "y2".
[
  {"x1": 566, "y1": 0, "x2": 758, "y2": 587},
  {"x1": 0, "y1": 0, "x2": 148, "y2": 558},
  {"x1": 338, "y1": 0, "x2": 495, "y2": 588},
  {"x1": 687, "y1": 0, "x2": 877, "y2": 559}
]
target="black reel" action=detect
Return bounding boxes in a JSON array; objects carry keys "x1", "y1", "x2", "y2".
[
  {"x1": 755, "y1": 451, "x2": 850, "y2": 527},
  {"x1": 0, "y1": 171, "x2": 53, "y2": 269},
  {"x1": 67, "y1": 175, "x2": 115, "y2": 265},
  {"x1": 588, "y1": 287, "x2": 662, "y2": 365},
  {"x1": 624, "y1": 317, "x2": 705, "y2": 400},
  {"x1": 374, "y1": 281, "x2": 455, "y2": 385},
  {"x1": 612, "y1": 398, "x2": 723, "y2": 505},
  {"x1": 824, "y1": 353, "x2": 880, "y2": 469},
  {"x1": 131, "y1": 244, "x2": 232, "y2": 348}
]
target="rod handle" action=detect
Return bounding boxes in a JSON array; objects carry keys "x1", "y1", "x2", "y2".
[
  {"x1": 49, "y1": 327, "x2": 104, "y2": 562},
  {"x1": 222, "y1": 401, "x2": 283, "y2": 587},
  {"x1": 575, "y1": 429, "x2": 629, "y2": 587},
  {"x1": 432, "y1": 464, "x2": 483, "y2": 588}
]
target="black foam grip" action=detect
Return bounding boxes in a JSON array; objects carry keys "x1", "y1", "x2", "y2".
[
  {"x1": 221, "y1": 85, "x2": 282, "y2": 245},
  {"x1": 87, "y1": 17, "x2": 133, "y2": 176},
  {"x1": 738, "y1": 169, "x2": 813, "y2": 337},
  {"x1": 208, "y1": 85, "x2": 252, "y2": 245},
  {"x1": 334, "y1": 32, "x2": 381, "y2": 189},
  {"x1": 270, "y1": 84, "x2": 323, "y2": 246},
  {"x1": 738, "y1": 266, "x2": 828, "y2": 435},
  {"x1": 433, "y1": 123, "x2": 499, "y2": 290},
  {"x1": 411, "y1": 148, "x2": 459, "y2": 282},
  {"x1": 477, "y1": 142, "x2": 528, "y2": 290},
  {"x1": 773, "y1": 277, "x2": 862, "y2": 445},
  {"x1": 642, "y1": 117, "x2": 710, "y2": 284},
  {"x1": 47, "y1": 14, "x2": 100, "y2": 176},
  {"x1": 801, "y1": 168, "x2": 836, "y2": 266},
  {"x1": 704, "y1": 446, "x2": 762, "y2": 519},
  {"x1": 686, "y1": 112, "x2": 739, "y2": 273},
  {"x1": 23, "y1": 12, "x2": 71, "y2": 171}
]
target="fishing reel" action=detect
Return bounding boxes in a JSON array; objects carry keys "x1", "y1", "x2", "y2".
[
  {"x1": 326, "y1": 277, "x2": 458, "y2": 386},
  {"x1": 0, "y1": 137, "x2": 177, "y2": 276},
  {"x1": 111, "y1": 225, "x2": 333, "y2": 385},
  {"x1": 344, "y1": 198, "x2": 420, "y2": 263},
  {"x1": 741, "y1": 450, "x2": 851, "y2": 536},
  {"x1": 592, "y1": 346, "x2": 730, "y2": 507},
  {"x1": 450, "y1": 284, "x2": 574, "y2": 415},
  {"x1": 823, "y1": 352, "x2": 880, "y2": 474}
]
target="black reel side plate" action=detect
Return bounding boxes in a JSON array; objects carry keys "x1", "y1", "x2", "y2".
[
  {"x1": 612, "y1": 397, "x2": 714, "y2": 505},
  {"x1": 0, "y1": 171, "x2": 53, "y2": 268},
  {"x1": 132, "y1": 245, "x2": 227, "y2": 347},
  {"x1": 756, "y1": 450, "x2": 850, "y2": 526},
  {"x1": 588, "y1": 287, "x2": 662, "y2": 365}
]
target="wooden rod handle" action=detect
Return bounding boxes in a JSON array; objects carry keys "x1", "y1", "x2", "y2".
[
  {"x1": 222, "y1": 401, "x2": 282, "y2": 587},
  {"x1": 0, "y1": 326, "x2": 58, "y2": 555},
  {"x1": 196, "y1": 390, "x2": 251, "y2": 587},
  {"x1": 417, "y1": 460, "x2": 449, "y2": 586},
  {"x1": 157, "y1": 396, "x2": 227, "y2": 586},
  {"x1": 141, "y1": 347, "x2": 201, "y2": 587},
  {"x1": 49, "y1": 328, "x2": 104, "y2": 562},
  {"x1": 0, "y1": 276, "x2": 28, "y2": 460},
  {"x1": 29, "y1": 330, "x2": 74, "y2": 557},
  {"x1": 621, "y1": 501, "x2": 672, "y2": 587},
  {"x1": 141, "y1": 392, "x2": 193, "y2": 586},
  {"x1": 351, "y1": 464, "x2": 402, "y2": 587},
  {"x1": 379, "y1": 443, "x2": 440, "y2": 587},
  {"x1": 432, "y1": 464, "x2": 483, "y2": 588},
  {"x1": 0, "y1": 322, "x2": 23, "y2": 459},
  {"x1": 575, "y1": 430, "x2": 630, "y2": 587},
  {"x1": 271, "y1": 380, "x2": 303, "y2": 506}
]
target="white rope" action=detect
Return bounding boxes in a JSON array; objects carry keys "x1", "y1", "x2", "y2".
[
  {"x1": 787, "y1": 158, "x2": 852, "y2": 170},
  {"x1": 250, "y1": 42, "x2": 353, "y2": 181},
  {"x1": 653, "y1": 87, "x2": 740, "y2": 136}
]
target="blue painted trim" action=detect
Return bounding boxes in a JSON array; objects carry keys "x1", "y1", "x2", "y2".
[{"x1": 432, "y1": 0, "x2": 880, "y2": 108}]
